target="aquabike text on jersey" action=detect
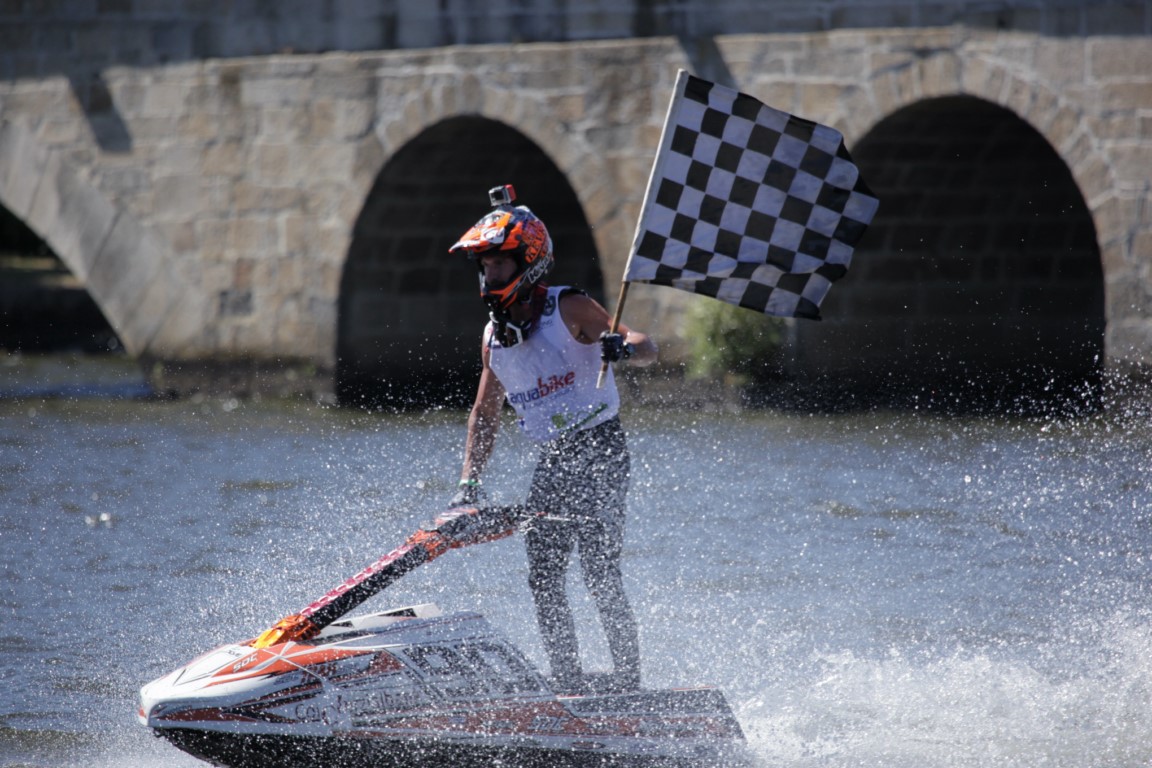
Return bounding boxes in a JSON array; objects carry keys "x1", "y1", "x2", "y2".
[{"x1": 506, "y1": 371, "x2": 577, "y2": 407}]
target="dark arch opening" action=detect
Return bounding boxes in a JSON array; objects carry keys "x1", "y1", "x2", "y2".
[
  {"x1": 336, "y1": 117, "x2": 604, "y2": 409},
  {"x1": 0, "y1": 204, "x2": 120, "y2": 353},
  {"x1": 792, "y1": 96, "x2": 1104, "y2": 414}
]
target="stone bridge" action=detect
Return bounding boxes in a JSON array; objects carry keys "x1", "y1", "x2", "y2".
[{"x1": 0, "y1": 2, "x2": 1149, "y2": 407}]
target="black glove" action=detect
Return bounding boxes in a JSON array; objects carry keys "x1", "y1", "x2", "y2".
[
  {"x1": 599, "y1": 331, "x2": 633, "y2": 363},
  {"x1": 448, "y1": 480, "x2": 486, "y2": 508}
]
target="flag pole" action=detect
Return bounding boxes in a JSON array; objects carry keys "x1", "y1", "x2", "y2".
[
  {"x1": 596, "y1": 68, "x2": 689, "y2": 390},
  {"x1": 596, "y1": 280, "x2": 631, "y2": 389}
]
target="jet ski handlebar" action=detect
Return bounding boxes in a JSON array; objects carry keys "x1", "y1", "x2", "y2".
[{"x1": 250, "y1": 504, "x2": 531, "y2": 649}]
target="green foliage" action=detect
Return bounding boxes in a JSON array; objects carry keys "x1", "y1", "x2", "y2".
[{"x1": 685, "y1": 299, "x2": 787, "y2": 383}]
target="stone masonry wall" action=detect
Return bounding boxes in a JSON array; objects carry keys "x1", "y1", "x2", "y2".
[{"x1": 0, "y1": 12, "x2": 1150, "y2": 393}]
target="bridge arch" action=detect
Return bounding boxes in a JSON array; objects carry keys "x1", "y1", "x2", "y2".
[
  {"x1": 797, "y1": 93, "x2": 1103, "y2": 411},
  {"x1": 0, "y1": 121, "x2": 205, "y2": 360},
  {"x1": 337, "y1": 115, "x2": 602, "y2": 408},
  {"x1": 836, "y1": 48, "x2": 1122, "y2": 262},
  {"x1": 0, "y1": 201, "x2": 118, "y2": 352},
  {"x1": 370, "y1": 71, "x2": 626, "y2": 280}
]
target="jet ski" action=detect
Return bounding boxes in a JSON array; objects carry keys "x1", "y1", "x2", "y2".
[{"x1": 138, "y1": 506, "x2": 749, "y2": 767}]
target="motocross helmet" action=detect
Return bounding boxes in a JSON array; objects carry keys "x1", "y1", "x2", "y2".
[{"x1": 449, "y1": 185, "x2": 554, "y2": 320}]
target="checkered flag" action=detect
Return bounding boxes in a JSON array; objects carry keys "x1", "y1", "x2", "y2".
[{"x1": 624, "y1": 70, "x2": 880, "y2": 320}]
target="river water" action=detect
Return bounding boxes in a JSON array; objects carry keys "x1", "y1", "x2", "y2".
[{"x1": 2, "y1": 355, "x2": 1151, "y2": 767}]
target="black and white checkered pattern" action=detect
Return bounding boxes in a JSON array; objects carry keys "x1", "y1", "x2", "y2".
[{"x1": 624, "y1": 71, "x2": 880, "y2": 320}]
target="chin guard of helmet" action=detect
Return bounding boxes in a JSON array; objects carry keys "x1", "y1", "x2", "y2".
[{"x1": 490, "y1": 311, "x2": 532, "y2": 347}]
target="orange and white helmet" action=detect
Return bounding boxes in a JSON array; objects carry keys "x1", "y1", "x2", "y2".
[{"x1": 449, "y1": 185, "x2": 554, "y2": 315}]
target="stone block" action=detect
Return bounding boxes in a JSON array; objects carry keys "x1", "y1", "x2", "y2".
[
  {"x1": 232, "y1": 180, "x2": 304, "y2": 215},
  {"x1": 546, "y1": 92, "x2": 582, "y2": 125},
  {"x1": 991, "y1": 31, "x2": 1042, "y2": 69},
  {"x1": 797, "y1": 82, "x2": 845, "y2": 122},
  {"x1": 335, "y1": 99, "x2": 374, "y2": 139},
  {"x1": 192, "y1": 215, "x2": 228, "y2": 254},
  {"x1": 253, "y1": 142, "x2": 292, "y2": 182},
  {"x1": 1042, "y1": 100, "x2": 1080, "y2": 153},
  {"x1": 1022, "y1": 85, "x2": 1059, "y2": 133},
  {"x1": 150, "y1": 174, "x2": 208, "y2": 221},
  {"x1": 148, "y1": 281, "x2": 211, "y2": 356},
  {"x1": 178, "y1": 109, "x2": 220, "y2": 141},
  {"x1": 959, "y1": 55, "x2": 991, "y2": 98},
  {"x1": 140, "y1": 80, "x2": 194, "y2": 117},
  {"x1": 25, "y1": 151, "x2": 118, "y2": 285},
  {"x1": 1002, "y1": 74, "x2": 1036, "y2": 119},
  {"x1": 157, "y1": 219, "x2": 197, "y2": 256},
  {"x1": 1133, "y1": 229, "x2": 1152, "y2": 263},
  {"x1": 914, "y1": 52, "x2": 959, "y2": 99},
  {"x1": 751, "y1": 81, "x2": 801, "y2": 115},
  {"x1": 36, "y1": 115, "x2": 84, "y2": 145},
  {"x1": 792, "y1": 41, "x2": 869, "y2": 83},
  {"x1": 1086, "y1": 111, "x2": 1138, "y2": 141},
  {"x1": 1033, "y1": 38, "x2": 1086, "y2": 87},
  {"x1": 1104, "y1": 143, "x2": 1152, "y2": 189},
  {"x1": 0, "y1": 120, "x2": 48, "y2": 220},
  {"x1": 201, "y1": 139, "x2": 247, "y2": 177},
  {"x1": 1140, "y1": 115, "x2": 1152, "y2": 140},
  {"x1": 1060, "y1": 129, "x2": 1093, "y2": 171},
  {"x1": 241, "y1": 75, "x2": 313, "y2": 108},
  {"x1": 3, "y1": 82, "x2": 72, "y2": 122},
  {"x1": 85, "y1": 214, "x2": 166, "y2": 350},
  {"x1": 1093, "y1": 194, "x2": 1140, "y2": 250},
  {"x1": 305, "y1": 143, "x2": 359, "y2": 183},
  {"x1": 255, "y1": 106, "x2": 310, "y2": 142},
  {"x1": 225, "y1": 217, "x2": 280, "y2": 256},
  {"x1": 1099, "y1": 81, "x2": 1152, "y2": 114}
]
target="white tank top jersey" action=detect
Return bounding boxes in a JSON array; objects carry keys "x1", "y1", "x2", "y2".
[{"x1": 487, "y1": 285, "x2": 620, "y2": 442}]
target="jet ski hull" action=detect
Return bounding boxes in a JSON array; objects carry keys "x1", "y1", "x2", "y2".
[
  {"x1": 140, "y1": 605, "x2": 748, "y2": 768},
  {"x1": 156, "y1": 728, "x2": 740, "y2": 767}
]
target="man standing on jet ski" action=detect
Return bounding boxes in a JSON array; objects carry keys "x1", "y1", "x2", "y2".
[{"x1": 448, "y1": 185, "x2": 657, "y2": 694}]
